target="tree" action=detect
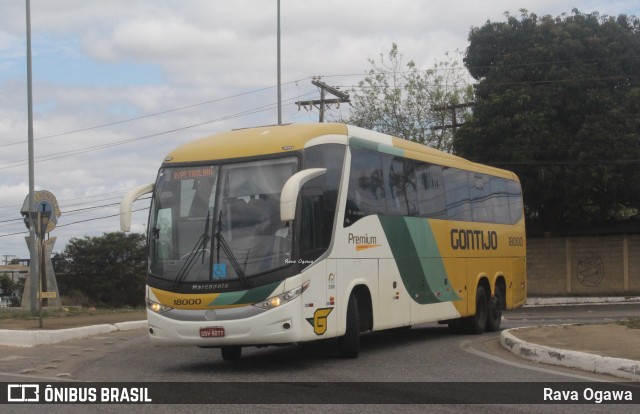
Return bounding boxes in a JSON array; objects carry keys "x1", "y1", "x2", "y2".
[
  {"x1": 0, "y1": 273, "x2": 22, "y2": 306},
  {"x1": 337, "y1": 44, "x2": 474, "y2": 151},
  {"x1": 55, "y1": 232, "x2": 146, "y2": 307},
  {"x1": 454, "y1": 10, "x2": 640, "y2": 234}
]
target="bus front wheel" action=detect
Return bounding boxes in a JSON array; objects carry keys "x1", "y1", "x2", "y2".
[{"x1": 337, "y1": 294, "x2": 360, "y2": 358}]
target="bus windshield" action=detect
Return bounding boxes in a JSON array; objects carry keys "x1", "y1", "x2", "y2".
[{"x1": 149, "y1": 157, "x2": 298, "y2": 285}]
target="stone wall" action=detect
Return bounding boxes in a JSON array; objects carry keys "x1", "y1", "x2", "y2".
[{"x1": 527, "y1": 235, "x2": 640, "y2": 296}]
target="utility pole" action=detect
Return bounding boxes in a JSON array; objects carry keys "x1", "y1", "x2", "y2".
[
  {"x1": 26, "y1": 0, "x2": 39, "y2": 314},
  {"x1": 296, "y1": 78, "x2": 350, "y2": 122},
  {"x1": 431, "y1": 102, "x2": 475, "y2": 133},
  {"x1": 276, "y1": 0, "x2": 282, "y2": 125}
]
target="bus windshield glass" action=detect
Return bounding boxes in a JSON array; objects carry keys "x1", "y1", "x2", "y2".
[{"x1": 149, "y1": 157, "x2": 298, "y2": 285}]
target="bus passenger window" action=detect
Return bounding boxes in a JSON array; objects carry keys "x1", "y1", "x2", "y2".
[
  {"x1": 345, "y1": 147, "x2": 385, "y2": 226},
  {"x1": 417, "y1": 164, "x2": 446, "y2": 218},
  {"x1": 443, "y1": 168, "x2": 472, "y2": 221},
  {"x1": 470, "y1": 174, "x2": 494, "y2": 223},
  {"x1": 507, "y1": 180, "x2": 524, "y2": 224},
  {"x1": 490, "y1": 177, "x2": 511, "y2": 224},
  {"x1": 384, "y1": 155, "x2": 417, "y2": 216}
]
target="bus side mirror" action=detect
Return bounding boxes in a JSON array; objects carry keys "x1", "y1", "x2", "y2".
[
  {"x1": 280, "y1": 168, "x2": 326, "y2": 222},
  {"x1": 120, "y1": 183, "x2": 155, "y2": 231}
]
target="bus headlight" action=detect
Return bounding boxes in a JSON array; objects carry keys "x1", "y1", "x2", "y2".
[
  {"x1": 253, "y1": 281, "x2": 310, "y2": 310},
  {"x1": 146, "y1": 298, "x2": 173, "y2": 314}
]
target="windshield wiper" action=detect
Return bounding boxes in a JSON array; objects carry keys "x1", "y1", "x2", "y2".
[
  {"x1": 172, "y1": 210, "x2": 211, "y2": 289},
  {"x1": 202, "y1": 210, "x2": 211, "y2": 264},
  {"x1": 215, "y1": 209, "x2": 249, "y2": 287}
]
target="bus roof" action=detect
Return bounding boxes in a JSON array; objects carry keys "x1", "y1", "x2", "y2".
[
  {"x1": 163, "y1": 123, "x2": 517, "y2": 181},
  {"x1": 164, "y1": 123, "x2": 348, "y2": 163}
]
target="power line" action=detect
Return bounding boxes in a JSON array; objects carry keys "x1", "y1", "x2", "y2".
[
  {"x1": 0, "y1": 92, "x2": 317, "y2": 171},
  {"x1": 56, "y1": 207, "x2": 149, "y2": 229},
  {"x1": 3, "y1": 55, "x2": 635, "y2": 166},
  {"x1": 487, "y1": 159, "x2": 640, "y2": 166},
  {"x1": 0, "y1": 197, "x2": 151, "y2": 227},
  {"x1": 0, "y1": 78, "x2": 311, "y2": 149},
  {"x1": 0, "y1": 189, "x2": 133, "y2": 211},
  {"x1": 0, "y1": 207, "x2": 149, "y2": 238},
  {"x1": 335, "y1": 72, "x2": 640, "y2": 93},
  {"x1": 0, "y1": 193, "x2": 129, "y2": 218},
  {"x1": 318, "y1": 54, "x2": 640, "y2": 79}
]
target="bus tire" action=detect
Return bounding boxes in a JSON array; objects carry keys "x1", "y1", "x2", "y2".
[
  {"x1": 463, "y1": 285, "x2": 488, "y2": 334},
  {"x1": 486, "y1": 287, "x2": 503, "y2": 332},
  {"x1": 221, "y1": 345, "x2": 242, "y2": 361},
  {"x1": 338, "y1": 294, "x2": 360, "y2": 358}
]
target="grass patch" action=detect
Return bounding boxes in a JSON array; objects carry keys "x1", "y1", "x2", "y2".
[{"x1": 616, "y1": 317, "x2": 640, "y2": 329}]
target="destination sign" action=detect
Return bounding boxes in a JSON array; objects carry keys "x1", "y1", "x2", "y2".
[{"x1": 171, "y1": 167, "x2": 215, "y2": 181}]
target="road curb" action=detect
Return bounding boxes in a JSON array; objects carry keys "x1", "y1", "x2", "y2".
[
  {"x1": 0, "y1": 321, "x2": 147, "y2": 348},
  {"x1": 500, "y1": 326, "x2": 640, "y2": 381},
  {"x1": 525, "y1": 297, "x2": 640, "y2": 306}
]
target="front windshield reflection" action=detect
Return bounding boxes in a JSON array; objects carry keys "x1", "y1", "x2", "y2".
[{"x1": 149, "y1": 158, "x2": 298, "y2": 284}]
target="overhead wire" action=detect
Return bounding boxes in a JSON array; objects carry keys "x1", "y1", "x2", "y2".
[
  {"x1": 0, "y1": 91, "x2": 318, "y2": 171},
  {"x1": 0, "y1": 207, "x2": 150, "y2": 238},
  {"x1": 0, "y1": 88, "x2": 320, "y2": 238},
  {"x1": 0, "y1": 77, "x2": 311, "y2": 149},
  {"x1": 0, "y1": 197, "x2": 152, "y2": 227},
  {"x1": 3, "y1": 55, "x2": 635, "y2": 169}
]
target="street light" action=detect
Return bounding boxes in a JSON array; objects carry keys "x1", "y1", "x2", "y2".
[
  {"x1": 277, "y1": 0, "x2": 282, "y2": 124},
  {"x1": 25, "y1": 0, "x2": 38, "y2": 314}
]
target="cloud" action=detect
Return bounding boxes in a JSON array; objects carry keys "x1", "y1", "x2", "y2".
[{"x1": 85, "y1": 18, "x2": 237, "y2": 62}]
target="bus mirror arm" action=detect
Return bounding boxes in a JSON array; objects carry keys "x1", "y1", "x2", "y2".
[
  {"x1": 280, "y1": 168, "x2": 326, "y2": 222},
  {"x1": 120, "y1": 183, "x2": 155, "y2": 232}
]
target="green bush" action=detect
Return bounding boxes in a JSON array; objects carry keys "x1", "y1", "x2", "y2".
[{"x1": 55, "y1": 232, "x2": 147, "y2": 307}]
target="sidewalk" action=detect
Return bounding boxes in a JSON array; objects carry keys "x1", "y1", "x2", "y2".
[
  {"x1": 1, "y1": 300, "x2": 639, "y2": 381},
  {"x1": 502, "y1": 323, "x2": 640, "y2": 381},
  {"x1": 0, "y1": 310, "x2": 147, "y2": 347},
  {"x1": 502, "y1": 297, "x2": 640, "y2": 381}
]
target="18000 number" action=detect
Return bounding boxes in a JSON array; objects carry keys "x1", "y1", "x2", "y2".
[
  {"x1": 174, "y1": 299, "x2": 202, "y2": 306},
  {"x1": 508, "y1": 237, "x2": 524, "y2": 247}
]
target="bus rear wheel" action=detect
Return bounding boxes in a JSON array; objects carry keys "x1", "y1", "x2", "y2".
[
  {"x1": 462, "y1": 285, "x2": 488, "y2": 334},
  {"x1": 486, "y1": 286, "x2": 504, "y2": 332},
  {"x1": 221, "y1": 345, "x2": 242, "y2": 361}
]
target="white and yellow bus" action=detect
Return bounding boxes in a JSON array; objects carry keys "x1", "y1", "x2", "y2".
[{"x1": 121, "y1": 123, "x2": 526, "y2": 360}]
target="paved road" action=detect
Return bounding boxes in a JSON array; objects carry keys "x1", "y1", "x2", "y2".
[
  {"x1": 1, "y1": 304, "x2": 639, "y2": 413},
  {"x1": 502, "y1": 303, "x2": 640, "y2": 327}
]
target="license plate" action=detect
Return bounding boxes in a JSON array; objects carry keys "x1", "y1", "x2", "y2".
[{"x1": 200, "y1": 327, "x2": 225, "y2": 338}]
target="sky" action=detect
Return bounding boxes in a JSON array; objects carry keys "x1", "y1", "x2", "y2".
[{"x1": 0, "y1": 0, "x2": 638, "y2": 261}]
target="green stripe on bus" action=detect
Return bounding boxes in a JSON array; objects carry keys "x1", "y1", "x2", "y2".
[
  {"x1": 208, "y1": 281, "x2": 281, "y2": 306},
  {"x1": 208, "y1": 290, "x2": 246, "y2": 306},
  {"x1": 238, "y1": 281, "x2": 282, "y2": 304},
  {"x1": 379, "y1": 215, "x2": 460, "y2": 304}
]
